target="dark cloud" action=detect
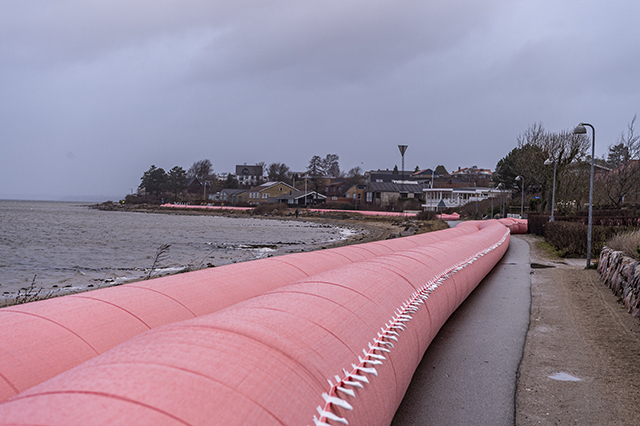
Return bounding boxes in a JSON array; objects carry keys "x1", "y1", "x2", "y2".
[{"x1": 0, "y1": 0, "x2": 638, "y2": 199}]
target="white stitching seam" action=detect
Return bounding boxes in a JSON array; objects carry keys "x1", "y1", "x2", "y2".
[{"x1": 311, "y1": 229, "x2": 510, "y2": 425}]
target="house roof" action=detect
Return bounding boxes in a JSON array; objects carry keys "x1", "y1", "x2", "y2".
[
  {"x1": 451, "y1": 166, "x2": 493, "y2": 176},
  {"x1": 275, "y1": 190, "x2": 327, "y2": 201},
  {"x1": 411, "y1": 168, "x2": 439, "y2": 178},
  {"x1": 220, "y1": 188, "x2": 247, "y2": 195},
  {"x1": 367, "y1": 182, "x2": 430, "y2": 193},
  {"x1": 247, "y1": 181, "x2": 295, "y2": 192},
  {"x1": 235, "y1": 164, "x2": 263, "y2": 176}
]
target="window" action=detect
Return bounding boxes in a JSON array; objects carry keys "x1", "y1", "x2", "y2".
[{"x1": 366, "y1": 192, "x2": 373, "y2": 202}]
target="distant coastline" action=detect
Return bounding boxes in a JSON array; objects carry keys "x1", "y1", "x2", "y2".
[{"x1": 90, "y1": 201, "x2": 444, "y2": 248}]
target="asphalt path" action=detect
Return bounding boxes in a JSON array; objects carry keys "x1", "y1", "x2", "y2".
[{"x1": 391, "y1": 235, "x2": 531, "y2": 426}]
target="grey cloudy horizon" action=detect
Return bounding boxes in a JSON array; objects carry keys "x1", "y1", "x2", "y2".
[{"x1": 1, "y1": 0, "x2": 639, "y2": 201}]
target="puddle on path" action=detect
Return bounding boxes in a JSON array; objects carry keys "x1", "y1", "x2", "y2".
[
  {"x1": 531, "y1": 263, "x2": 555, "y2": 269},
  {"x1": 548, "y1": 372, "x2": 582, "y2": 381}
]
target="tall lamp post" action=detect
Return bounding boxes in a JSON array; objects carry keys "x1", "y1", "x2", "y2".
[
  {"x1": 515, "y1": 175, "x2": 524, "y2": 218},
  {"x1": 573, "y1": 122, "x2": 595, "y2": 269},
  {"x1": 544, "y1": 157, "x2": 557, "y2": 221},
  {"x1": 497, "y1": 183, "x2": 504, "y2": 218},
  {"x1": 490, "y1": 186, "x2": 494, "y2": 219}
]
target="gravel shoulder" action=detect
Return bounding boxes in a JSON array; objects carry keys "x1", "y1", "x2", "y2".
[{"x1": 516, "y1": 234, "x2": 640, "y2": 425}]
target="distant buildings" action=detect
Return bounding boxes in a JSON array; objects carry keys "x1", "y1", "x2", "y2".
[
  {"x1": 422, "y1": 187, "x2": 508, "y2": 211},
  {"x1": 207, "y1": 164, "x2": 498, "y2": 211},
  {"x1": 247, "y1": 181, "x2": 297, "y2": 205},
  {"x1": 235, "y1": 164, "x2": 263, "y2": 187}
]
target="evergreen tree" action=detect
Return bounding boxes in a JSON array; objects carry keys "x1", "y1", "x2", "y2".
[
  {"x1": 140, "y1": 165, "x2": 168, "y2": 200},
  {"x1": 167, "y1": 166, "x2": 187, "y2": 202}
]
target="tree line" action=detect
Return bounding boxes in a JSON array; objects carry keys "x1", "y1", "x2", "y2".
[
  {"x1": 136, "y1": 154, "x2": 371, "y2": 202},
  {"x1": 493, "y1": 115, "x2": 640, "y2": 213}
]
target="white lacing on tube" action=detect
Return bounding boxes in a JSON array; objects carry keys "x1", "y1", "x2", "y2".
[{"x1": 310, "y1": 229, "x2": 510, "y2": 425}]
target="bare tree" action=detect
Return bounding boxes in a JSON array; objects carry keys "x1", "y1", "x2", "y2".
[
  {"x1": 255, "y1": 161, "x2": 267, "y2": 184},
  {"x1": 187, "y1": 159, "x2": 213, "y2": 181},
  {"x1": 345, "y1": 166, "x2": 365, "y2": 188},
  {"x1": 322, "y1": 154, "x2": 341, "y2": 178},
  {"x1": 495, "y1": 123, "x2": 590, "y2": 213},
  {"x1": 598, "y1": 115, "x2": 640, "y2": 207},
  {"x1": 267, "y1": 162, "x2": 291, "y2": 183}
]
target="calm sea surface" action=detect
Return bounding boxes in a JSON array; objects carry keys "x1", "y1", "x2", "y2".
[{"x1": 0, "y1": 201, "x2": 357, "y2": 299}]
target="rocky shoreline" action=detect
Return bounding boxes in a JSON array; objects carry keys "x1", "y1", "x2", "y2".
[{"x1": 91, "y1": 202, "x2": 449, "y2": 249}]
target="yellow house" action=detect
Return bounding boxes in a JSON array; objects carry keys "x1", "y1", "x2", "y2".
[{"x1": 247, "y1": 181, "x2": 297, "y2": 205}]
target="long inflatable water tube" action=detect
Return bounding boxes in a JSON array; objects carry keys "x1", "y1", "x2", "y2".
[
  {"x1": 0, "y1": 218, "x2": 526, "y2": 425},
  {"x1": 0, "y1": 221, "x2": 481, "y2": 401}
]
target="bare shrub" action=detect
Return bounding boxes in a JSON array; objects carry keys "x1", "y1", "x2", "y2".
[
  {"x1": 2, "y1": 275, "x2": 59, "y2": 307},
  {"x1": 545, "y1": 221, "x2": 618, "y2": 258},
  {"x1": 252, "y1": 203, "x2": 290, "y2": 216},
  {"x1": 146, "y1": 244, "x2": 171, "y2": 280},
  {"x1": 606, "y1": 229, "x2": 640, "y2": 260},
  {"x1": 416, "y1": 210, "x2": 437, "y2": 221}
]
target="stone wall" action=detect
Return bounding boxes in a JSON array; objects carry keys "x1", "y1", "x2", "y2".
[{"x1": 598, "y1": 247, "x2": 640, "y2": 318}]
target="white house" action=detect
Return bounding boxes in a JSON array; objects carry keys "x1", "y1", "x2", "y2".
[{"x1": 422, "y1": 187, "x2": 510, "y2": 211}]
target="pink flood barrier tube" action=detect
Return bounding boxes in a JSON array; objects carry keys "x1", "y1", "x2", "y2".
[
  {"x1": 0, "y1": 220, "x2": 524, "y2": 425},
  {"x1": 0, "y1": 220, "x2": 490, "y2": 401}
]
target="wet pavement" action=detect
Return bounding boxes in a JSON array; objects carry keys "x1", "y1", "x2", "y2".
[{"x1": 391, "y1": 236, "x2": 531, "y2": 425}]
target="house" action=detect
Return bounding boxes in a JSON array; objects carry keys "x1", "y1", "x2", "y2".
[
  {"x1": 368, "y1": 169, "x2": 413, "y2": 183},
  {"x1": 247, "y1": 181, "x2": 297, "y2": 205},
  {"x1": 451, "y1": 166, "x2": 493, "y2": 178},
  {"x1": 276, "y1": 190, "x2": 327, "y2": 206},
  {"x1": 324, "y1": 179, "x2": 347, "y2": 197},
  {"x1": 186, "y1": 177, "x2": 203, "y2": 194},
  {"x1": 365, "y1": 181, "x2": 431, "y2": 207},
  {"x1": 235, "y1": 164, "x2": 263, "y2": 187},
  {"x1": 215, "y1": 172, "x2": 230, "y2": 181},
  {"x1": 344, "y1": 185, "x2": 367, "y2": 208},
  {"x1": 422, "y1": 187, "x2": 509, "y2": 211},
  {"x1": 219, "y1": 188, "x2": 248, "y2": 205},
  {"x1": 186, "y1": 177, "x2": 211, "y2": 197},
  {"x1": 411, "y1": 168, "x2": 439, "y2": 180}
]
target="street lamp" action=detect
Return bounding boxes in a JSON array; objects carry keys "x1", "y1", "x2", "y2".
[
  {"x1": 573, "y1": 122, "x2": 595, "y2": 269},
  {"x1": 544, "y1": 157, "x2": 557, "y2": 221},
  {"x1": 497, "y1": 183, "x2": 504, "y2": 218},
  {"x1": 490, "y1": 185, "x2": 494, "y2": 219},
  {"x1": 515, "y1": 175, "x2": 524, "y2": 218}
]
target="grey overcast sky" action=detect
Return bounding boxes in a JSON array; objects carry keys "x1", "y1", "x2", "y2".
[{"x1": 1, "y1": 0, "x2": 638, "y2": 201}]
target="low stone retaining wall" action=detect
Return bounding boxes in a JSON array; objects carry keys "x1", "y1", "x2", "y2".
[{"x1": 598, "y1": 247, "x2": 640, "y2": 318}]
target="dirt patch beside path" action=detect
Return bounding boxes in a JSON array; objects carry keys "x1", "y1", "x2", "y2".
[{"x1": 516, "y1": 234, "x2": 640, "y2": 425}]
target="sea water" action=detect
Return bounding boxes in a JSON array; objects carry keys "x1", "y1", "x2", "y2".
[{"x1": 0, "y1": 200, "x2": 357, "y2": 299}]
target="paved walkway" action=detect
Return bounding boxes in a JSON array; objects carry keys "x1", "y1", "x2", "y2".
[{"x1": 391, "y1": 236, "x2": 532, "y2": 425}]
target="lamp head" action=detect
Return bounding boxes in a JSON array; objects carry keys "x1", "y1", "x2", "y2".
[
  {"x1": 544, "y1": 158, "x2": 553, "y2": 166},
  {"x1": 515, "y1": 175, "x2": 522, "y2": 181},
  {"x1": 573, "y1": 124, "x2": 587, "y2": 135}
]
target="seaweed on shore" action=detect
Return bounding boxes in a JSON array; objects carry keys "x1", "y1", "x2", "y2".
[
  {"x1": 145, "y1": 244, "x2": 171, "y2": 280},
  {"x1": 1, "y1": 275, "x2": 59, "y2": 307}
]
